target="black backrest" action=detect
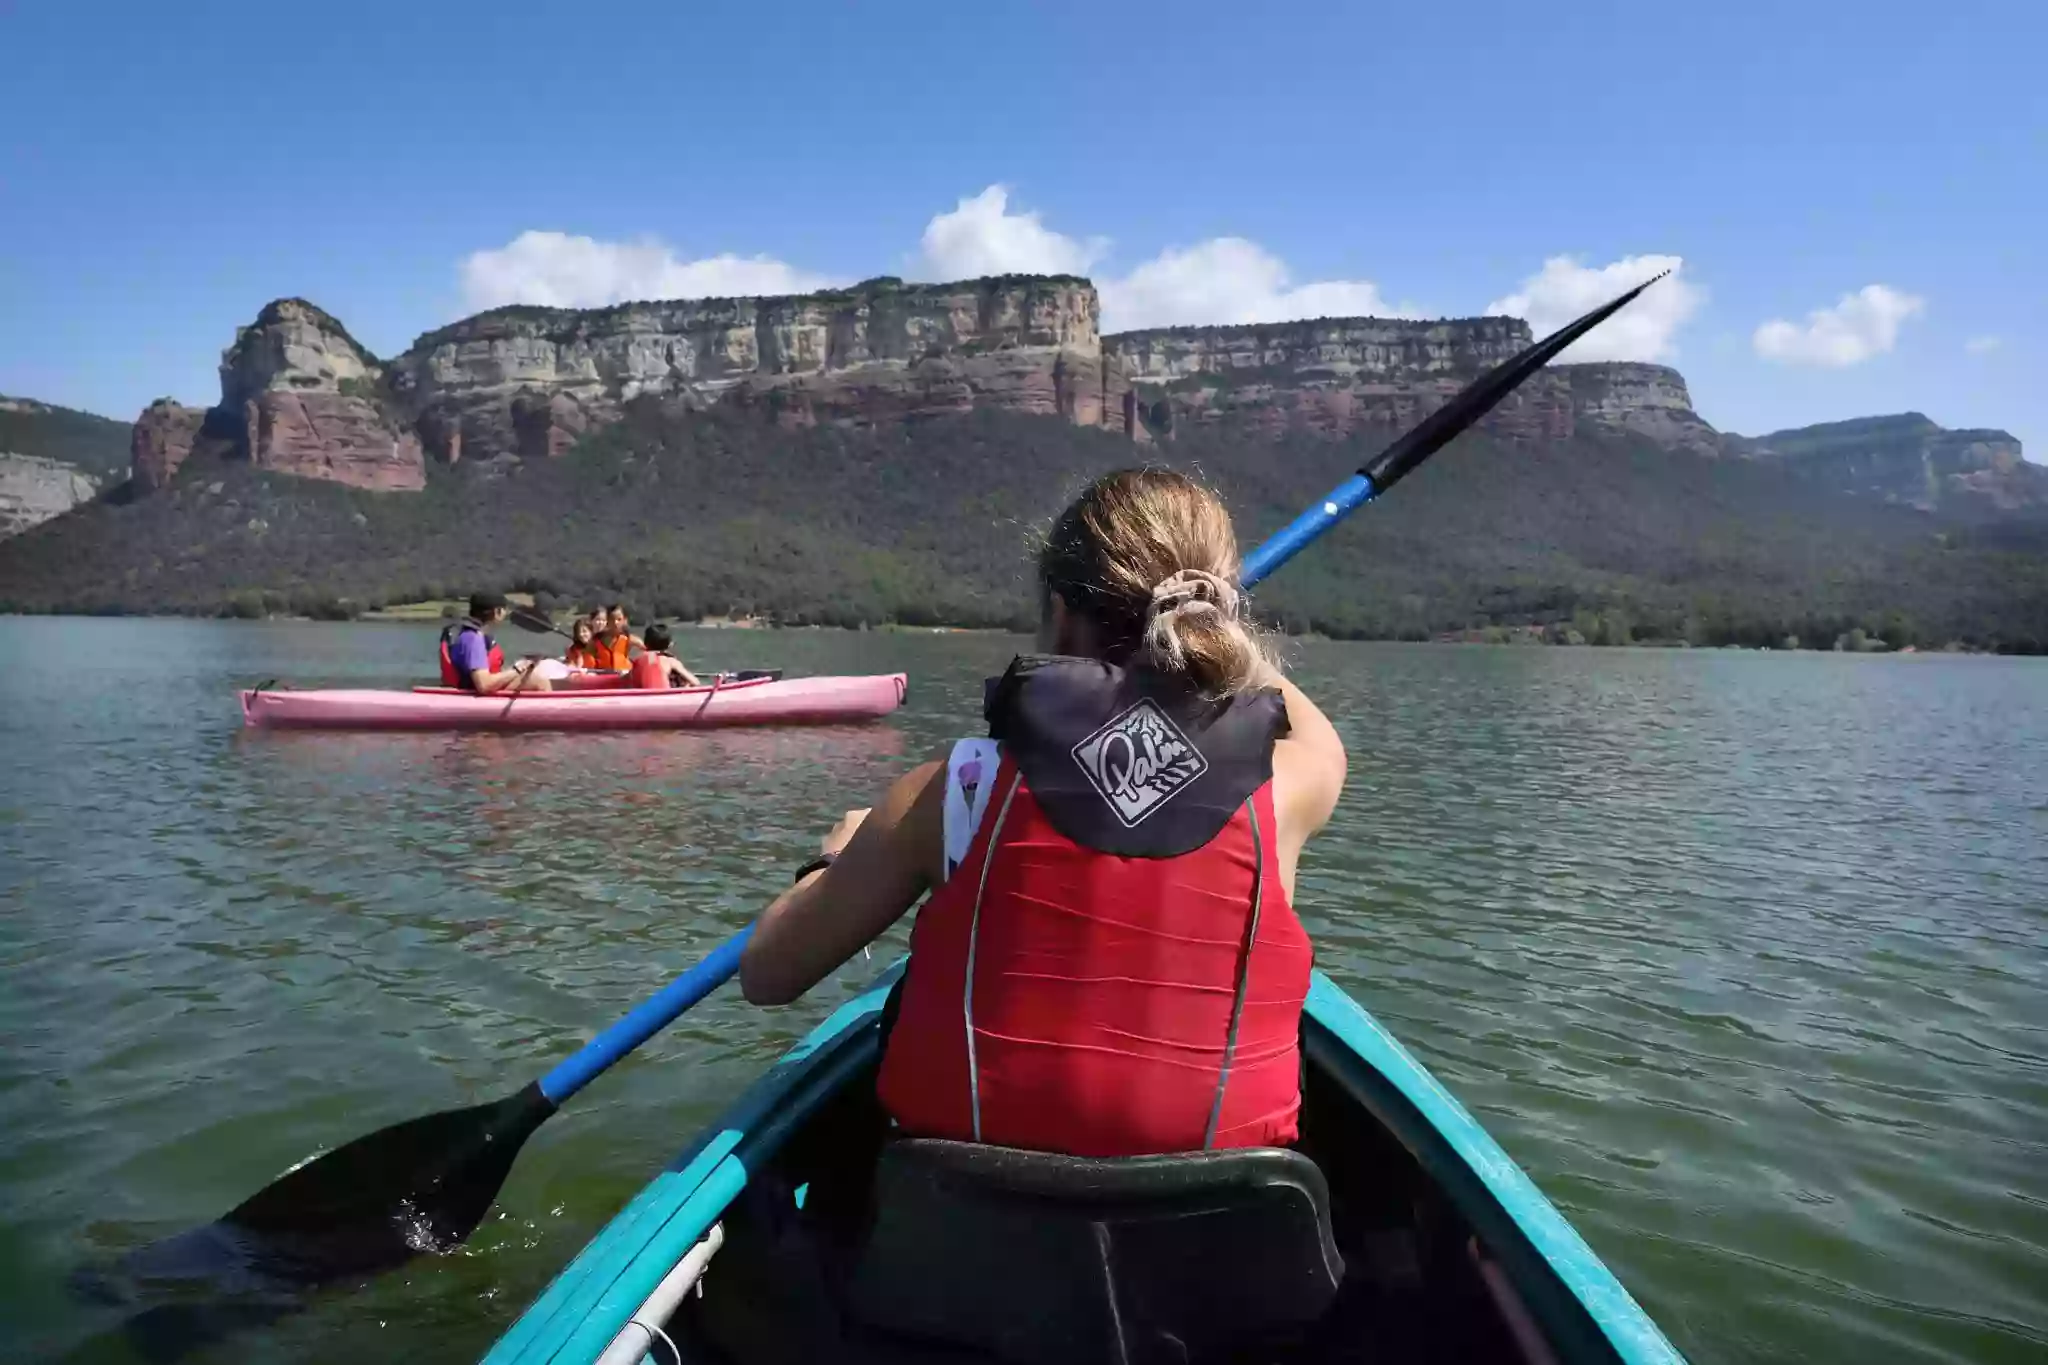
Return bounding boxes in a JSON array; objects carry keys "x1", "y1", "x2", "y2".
[{"x1": 843, "y1": 1140, "x2": 1344, "y2": 1365}]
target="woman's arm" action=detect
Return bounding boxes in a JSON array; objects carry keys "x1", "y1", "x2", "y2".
[
  {"x1": 1266, "y1": 674, "x2": 1346, "y2": 890},
  {"x1": 739, "y1": 757, "x2": 945, "y2": 1006}
]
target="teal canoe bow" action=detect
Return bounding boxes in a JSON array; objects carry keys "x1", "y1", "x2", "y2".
[{"x1": 484, "y1": 964, "x2": 1685, "y2": 1365}]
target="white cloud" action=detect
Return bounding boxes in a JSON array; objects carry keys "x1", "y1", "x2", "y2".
[
  {"x1": 455, "y1": 194, "x2": 1704, "y2": 364},
  {"x1": 916, "y1": 185, "x2": 1109, "y2": 279},
  {"x1": 1752, "y1": 284, "x2": 1926, "y2": 367},
  {"x1": 1485, "y1": 254, "x2": 1702, "y2": 363},
  {"x1": 1964, "y1": 334, "x2": 2002, "y2": 355},
  {"x1": 914, "y1": 185, "x2": 1416, "y2": 333},
  {"x1": 459, "y1": 230, "x2": 835, "y2": 311},
  {"x1": 1099, "y1": 238, "x2": 1419, "y2": 332}
]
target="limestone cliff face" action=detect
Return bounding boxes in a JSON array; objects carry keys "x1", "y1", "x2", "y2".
[
  {"x1": 125, "y1": 279, "x2": 2033, "y2": 513},
  {"x1": 388, "y1": 276, "x2": 1122, "y2": 460},
  {"x1": 1559, "y1": 362, "x2": 1723, "y2": 456},
  {"x1": 0, "y1": 454, "x2": 98, "y2": 537},
  {"x1": 1106, "y1": 316, "x2": 1571, "y2": 442},
  {"x1": 215, "y1": 300, "x2": 426, "y2": 491}
]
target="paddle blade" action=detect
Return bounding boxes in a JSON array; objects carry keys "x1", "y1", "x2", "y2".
[
  {"x1": 1361, "y1": 270, "x2": 1669, "y2": 495},
  {"x1": 508, "y1": 607, "x2": 564, "y2": 636},
  {"x1": 98, "y1": 1082, "x2": 557, "y2": 1300}
]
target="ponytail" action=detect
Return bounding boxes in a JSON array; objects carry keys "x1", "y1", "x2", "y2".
[{"x1": 1039, "y1": 467, "x2": 1280, "y2": 699}]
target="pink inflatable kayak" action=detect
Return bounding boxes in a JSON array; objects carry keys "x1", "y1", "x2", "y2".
[{"x1": 239, "y1": 672, "x2": 907, "y2": 731}]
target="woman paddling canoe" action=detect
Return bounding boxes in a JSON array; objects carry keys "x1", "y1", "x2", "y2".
[{"x1": 741, "y1": 466, "x2": 1349, "y2": 1154}]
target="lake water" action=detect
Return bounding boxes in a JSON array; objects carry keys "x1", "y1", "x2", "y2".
[{"x1": 1, "y1": 618, "x2": 2043, "y2": 1364}]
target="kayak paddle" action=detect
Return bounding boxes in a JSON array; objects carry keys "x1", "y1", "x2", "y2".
[
  {"x1": 509, "y1": 605, "x2": 572, "y2": 639},
  {"x1": 85, "y1": 931, "x2": 755, "y2": 1309},
  {"x1": 93, "y1": 272, "x2": 1663, "y2": 1310}
]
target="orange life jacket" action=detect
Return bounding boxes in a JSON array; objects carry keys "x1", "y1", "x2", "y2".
[
  {"x1": 625, "y1": 653, "x2": 674, "y2": 689},
  {"x1": 592, "y1": 634, "x2": 632, "y2": 671},
  {"x1": 564, "y1": 643, "x2": 601, "y2": 669},
  {"x1": 875, "y1": 656, "x2": 1311, "y2": 1158},
  {"x1": 438, "y1": 621, "x2": 505, "y2": 691}
]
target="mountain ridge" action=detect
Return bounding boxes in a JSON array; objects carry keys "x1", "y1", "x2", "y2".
[{"x1": 96, "y1": 275, "x2": 2038, "y2": 520}]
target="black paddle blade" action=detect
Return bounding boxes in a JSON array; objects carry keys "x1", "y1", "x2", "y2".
[
  {"x1": 509, "y1": 607, "x2": 565, "y2": 636},
  {"x1": 1361, "y1": 270, "x2": 1670, "y2": 495},
  {"x1": 90, "y1": 1082, "x2": 557, "y2": 1302}
]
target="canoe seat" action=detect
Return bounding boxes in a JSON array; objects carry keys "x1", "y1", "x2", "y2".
[{"x1": 842, "y1": 1139, "x2": 1344, "y2": 1365}]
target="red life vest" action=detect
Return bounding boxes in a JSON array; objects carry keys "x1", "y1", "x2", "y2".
[
  {"x1": 625, "y1": 653, "x2": 673, "y2": 689},
  {"x1": 876, "y1": 656, "x2": 1313, "y2": 1158},
  {"x1": 438, "y1": 621, "x2": 505, "y2": 691}
]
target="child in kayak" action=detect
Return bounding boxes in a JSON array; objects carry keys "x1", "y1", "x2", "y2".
[
  {"x1": 625, "y1": 623, "x2": 702, "y2": 689},
  {"x1": 563, "y1": 617, "x2": 603, "y2": 670},
  {"x1": 593, "y1": 604, "x2": 642, "y2": 671}
]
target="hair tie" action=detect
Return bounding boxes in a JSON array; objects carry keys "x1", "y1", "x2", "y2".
[{"x1": 1148, "y1": 568, "x2": 1237, "y2": 619}]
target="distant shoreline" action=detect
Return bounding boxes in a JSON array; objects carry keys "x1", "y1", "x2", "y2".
[{"x1": 3, "y1": 608, "x2": 2012, "y2": 654}]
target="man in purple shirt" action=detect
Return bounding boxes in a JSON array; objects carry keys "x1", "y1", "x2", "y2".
[{"x1": 445, "y1": 592, "x2": 551, "y2": 694}]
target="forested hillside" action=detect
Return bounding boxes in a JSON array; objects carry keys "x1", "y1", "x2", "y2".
[
  {"x1": 0, "y1": 396, "x2": 132, "y2": 480},
  {"x1": 2, "y1": 405, "x2": 2044, "y2": 651}
]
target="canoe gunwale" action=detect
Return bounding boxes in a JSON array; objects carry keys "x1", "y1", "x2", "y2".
[
  {"x1": 484, "y1": 964, "x2": 1683, "y2": 1365},
  {"x1": 1301, "y1": 975, "x2": 1683, "y2": 1365},
  {"x1": 483, "y1": 966, "x2": 902, "y2": 1365}
]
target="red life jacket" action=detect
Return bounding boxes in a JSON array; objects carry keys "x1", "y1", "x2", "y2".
[
  {"x1": 876, "y1": 656, "x2": 1312, "y2": 1158},
  {"x1": 438, "y1": 620, "x2": 505, "y2": 691},
  {"x1": 625, "y1": 653, "x2": 673, "y2": 689}
]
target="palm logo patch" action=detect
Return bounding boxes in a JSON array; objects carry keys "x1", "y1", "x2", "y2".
[{"x1": 1071, "y1": 700, "x2": 1208, "y2": 827}]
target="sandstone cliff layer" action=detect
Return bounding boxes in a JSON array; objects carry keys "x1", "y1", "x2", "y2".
[
  {"x1": 217, "y1": 300, "x2": 425, "y2": 491},
  {"x1": 1560, "y1": 362, "x2": 1723, "y2": 457},
  {"x1": 131, "y1": 399, "x2": 206, "y2": 491},
  {"x1": 123, "y1": 277, "x2": 2031, "y2": 515},
  {"x1": 1110, "y1": 316, "x2": 1573, "y2": 442},
  {"x1": 392, "y1": 276, "x2": 1129, "y2": 463}
]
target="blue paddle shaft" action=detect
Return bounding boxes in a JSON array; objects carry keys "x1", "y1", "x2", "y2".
[
  {"x1": 538, "y1": 925, "x2": 756, "y2": 1105},
  {"x1": 522, "y1": 482, "x2": 1369, "y2": 1108},
  {"x1": 1238, "y1": 473, "x2": 1379, "y2": 590},
  {"x1": 502, "y1": 274, "x2": 1665, "y2": 1110},
  {"x1": 530, "y1": 475, "x2": 1377, "y2": 1106}
]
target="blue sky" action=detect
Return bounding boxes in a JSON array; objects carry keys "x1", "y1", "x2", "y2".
[{"x1": 2, "y1": 0, "x2": 2039, "y2": 454}]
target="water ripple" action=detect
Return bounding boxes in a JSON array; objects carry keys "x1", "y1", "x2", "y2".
[{"x1": 0, "y1": 623, "x2": 2043, "y2": 1364}]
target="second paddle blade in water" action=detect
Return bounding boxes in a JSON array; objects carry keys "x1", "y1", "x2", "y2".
[{"x1": 104, "y1": 1081, "x2": 557, "y2": 1299}]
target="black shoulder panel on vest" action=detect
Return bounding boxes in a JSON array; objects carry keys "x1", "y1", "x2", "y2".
[{"x1": 984, "y1": 654, "x2": 1286, "y2": 859}]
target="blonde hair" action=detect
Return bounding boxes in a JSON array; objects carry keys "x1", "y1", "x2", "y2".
[{"x1": 1038, "y1": 467, "x2": 1280, "y2": 698}]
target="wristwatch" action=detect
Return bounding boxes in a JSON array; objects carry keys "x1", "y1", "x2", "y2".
[{"x1": 792, "y1": 852, "x2": 837, "y2": 884}]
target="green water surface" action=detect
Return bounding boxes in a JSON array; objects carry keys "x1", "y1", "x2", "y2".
[{"x1": 0, "y1": 619, "x2": 2042, "y2": 1364}]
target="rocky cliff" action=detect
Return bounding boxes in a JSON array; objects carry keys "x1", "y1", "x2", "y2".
[
  {"x1": 1105, "y1": 316, "x2": 1571, "y2": 442},
  {"x1": 133, "y1": 278, "x2": 1144, "y2": 491},
  {"x1": 131, "y1": 399, "x2": 207, "y2": 491},
  {"x1": 388, "y1": 275, "x2": 1129, "y2": 463},
  {"x1": 1726, "y1": 414, "x2": 2041, "y2": 511},
  {"x1": 0, "y1": 454, "x2": 98, "y2": 537},
  {"x1": 119, "y1": 279, "x2": 2034, "y2": 515},
  {"x1": 1558, "y1": 362, "x2": 1723, "y2": 457},
  {"x1": 215, "y1": 300, "x2": 425, "y2": 491}
]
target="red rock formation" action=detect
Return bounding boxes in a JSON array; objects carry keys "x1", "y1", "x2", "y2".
[
  {"x1": 245, "y1": 393, "x2": 426, "y2": 491},
  {"x1": 511, "y1": 391, "x2": 594, "y2": 460},
  {"x1": 131, "y1": 400, "x2": 205, "y2": 490}
]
